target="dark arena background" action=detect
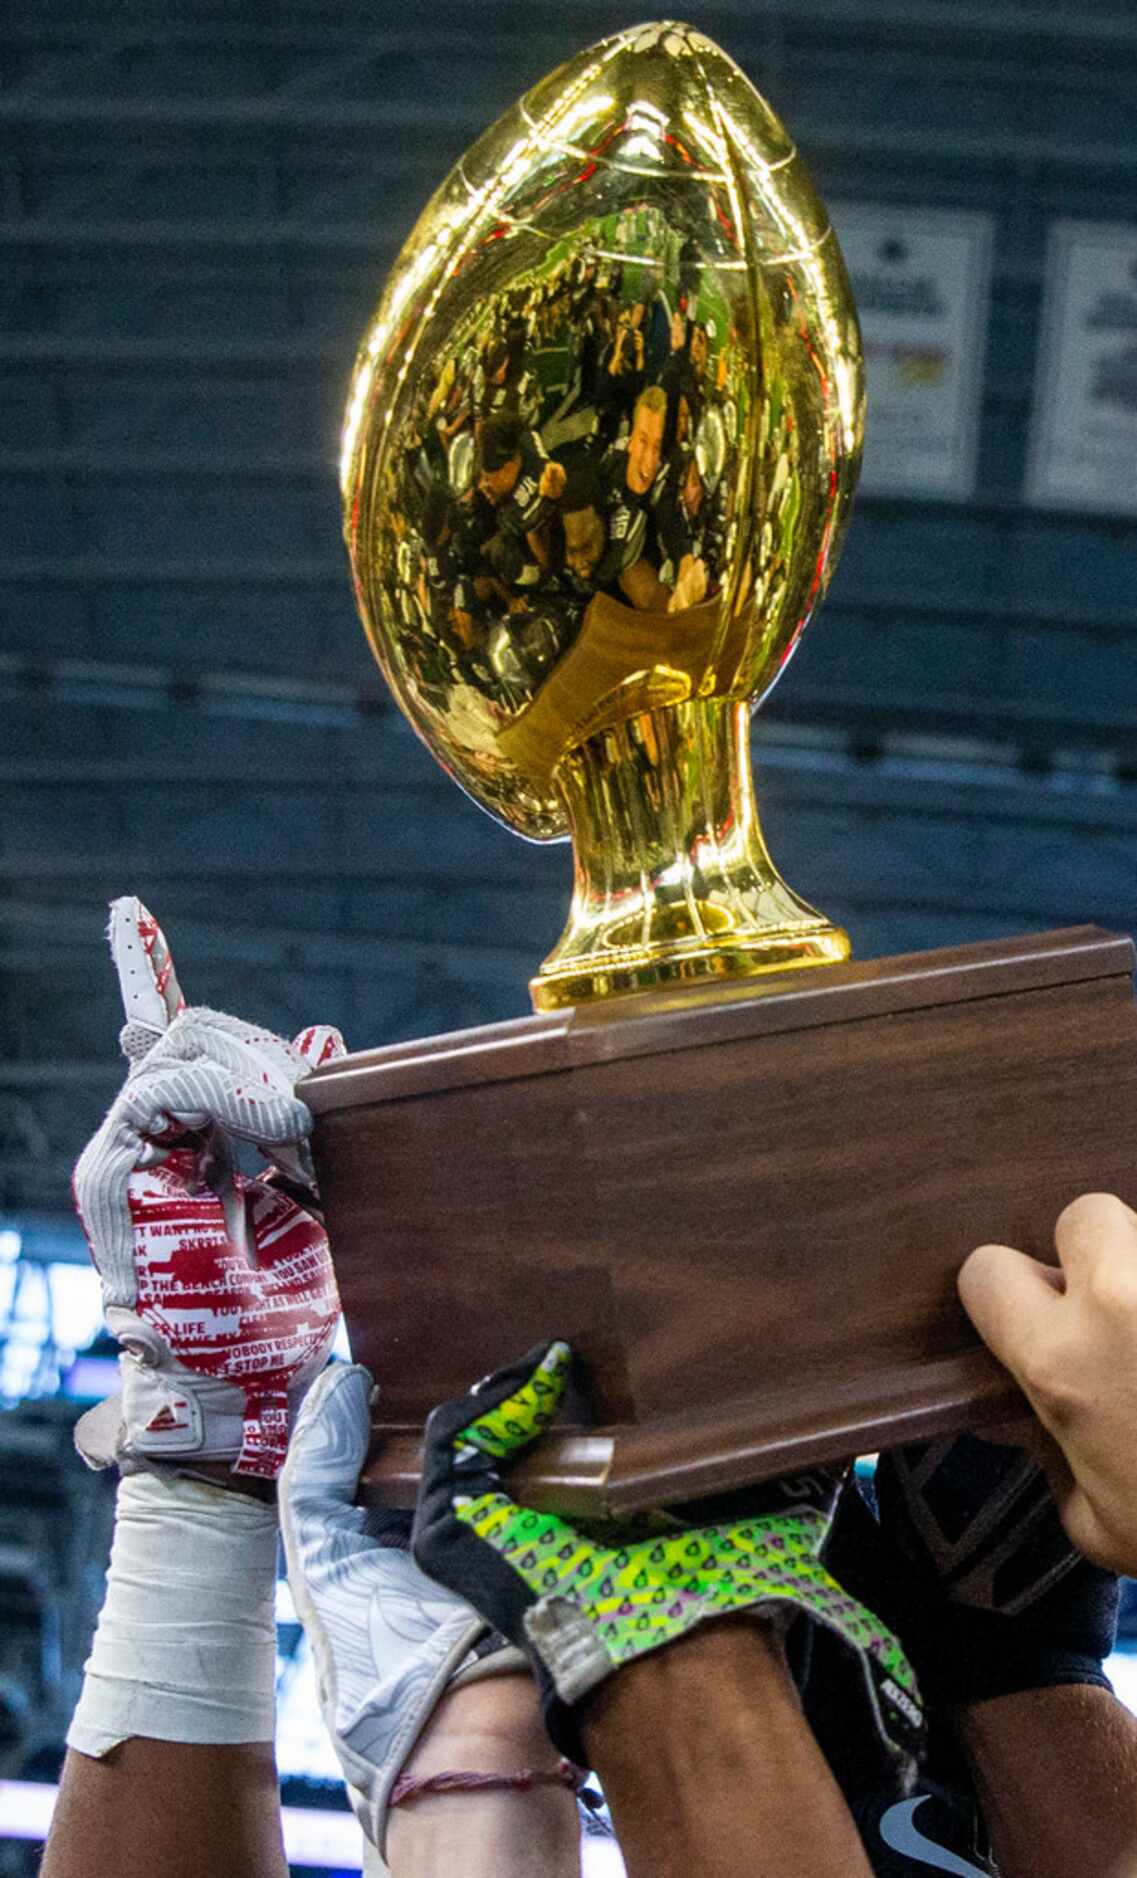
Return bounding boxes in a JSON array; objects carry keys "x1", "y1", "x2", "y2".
[{"x1": 1, "y1": 3, "x2": 1136, "y2": 1873}]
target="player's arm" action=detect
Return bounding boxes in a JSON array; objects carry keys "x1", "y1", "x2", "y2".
[
  {"x1": 524, "y1": 526, "x2": 553, "y2": 573},
  {"x1": 42, "y1": 1475, "x2": 286, "y2": 1878},
  {"x1": 579, "y1": 1622, "x2": 876, "y2": 1878},
  {"x1": 872, "y1": 1415, "x2": 1131, "y2": 1878},
  {"x1": 956, "y1": 1684, "x2": 1137, "y2": 1878},
  {"x1": 519, "y1": 458, "x2": 565, "y2": 571},
  {"x1": 45, "y1": 1744, "x2": 284, "y2": 1878},
  {"x1": 42, "y1": 898, "x2": 343, "y2": 1878}
]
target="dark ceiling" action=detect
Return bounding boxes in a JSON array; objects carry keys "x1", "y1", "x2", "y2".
[{"x1": 3, "y1": 1, "x2": 1137, "y2": 1220}]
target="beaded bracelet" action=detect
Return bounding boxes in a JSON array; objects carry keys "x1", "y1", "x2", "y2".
[{"x1": 390, "y1": 1758, "x2": 590, "y2": 1808}]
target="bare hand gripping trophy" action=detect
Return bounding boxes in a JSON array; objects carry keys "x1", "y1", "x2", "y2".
[{"x1": 340, "y1": 21, "x2": 861, "y2": 1012}]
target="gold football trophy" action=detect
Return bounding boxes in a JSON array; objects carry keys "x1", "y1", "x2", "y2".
[
  {"x1": 341, "y1": 22, "x2": 864, "y2": 1011},
  {"x1": 318, "y1": 24, "x2": 1137, "y2": 1509}
]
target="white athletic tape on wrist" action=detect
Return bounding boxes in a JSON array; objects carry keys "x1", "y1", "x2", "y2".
[{"x1": 67, "y1": 1471, "x2": 278, "y2": 1757}]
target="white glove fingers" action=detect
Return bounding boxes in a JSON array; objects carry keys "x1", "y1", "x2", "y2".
[
  {"x1": 293, "y1": 1024, "x2": 347, "y2": 1069},
  {"x1": 108, "y1": 897, "x2": 185, "y2": 1049},
  {"x1": 283, "y1": 1364, "x2": 375, "y2": 1513},
  {"x1": 122, "y1": 1057, "x2": 312, "y2": 1150},
  {"x1": 281, "y1": 1367, "x2": 385, "y2": 1562},
  {"x1": 163, "y1": 1009, "x2": 310, "y2": 1086},
  {"x1": 124, "y1": 1007, "x2": 307, "y2": 1099},
  {"x1": 72, "y1": 1112, "x2": 144, "y2": 1310}
]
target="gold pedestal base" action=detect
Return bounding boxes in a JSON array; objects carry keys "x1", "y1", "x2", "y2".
[
  {"x1": 531, "y1": 925, "x2": 849, "y2": 1013},
  {"x1": 530, "y1": 697, "x2": 850, "y2": 1013}
]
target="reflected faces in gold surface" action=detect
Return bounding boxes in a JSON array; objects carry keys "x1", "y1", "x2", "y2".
[{"x1": 342, "y1": 22, "x2": 864, "y2": 1009}]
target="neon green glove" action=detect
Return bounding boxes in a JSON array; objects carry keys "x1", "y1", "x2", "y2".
[{"x1": 413, "y1": 1340, "x2": 925, "y2": 1770}]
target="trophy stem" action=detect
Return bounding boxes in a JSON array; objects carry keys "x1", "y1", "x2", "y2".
[{"x1": 530, "y1": 698, "x2": 849, "y2": 1012}]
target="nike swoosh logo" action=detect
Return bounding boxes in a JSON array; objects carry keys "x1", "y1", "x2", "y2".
[{"x1": 878, "y1": 1797, "x2": 989, "y2": 1875}]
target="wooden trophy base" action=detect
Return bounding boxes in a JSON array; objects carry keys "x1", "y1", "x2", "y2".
[{"x1": 305, "y1": 927, "x2": 1137, "y2": 1517}]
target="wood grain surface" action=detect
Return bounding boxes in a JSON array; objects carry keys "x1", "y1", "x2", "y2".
[{"x1": 308, "y1": 928, "x2": 1137, "y2": 1514}]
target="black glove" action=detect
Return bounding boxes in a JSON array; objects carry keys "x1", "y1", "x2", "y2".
[
  {"x1": 872, "y1": 1433, "x2": 1118, "y2": 1711},
  {"x1": 805, "y1": 1483, "x2": 996, "y2": 1870}
]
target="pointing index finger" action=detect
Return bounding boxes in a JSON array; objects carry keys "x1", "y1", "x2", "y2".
[{"x1": 109, "y1": 896, "x2": 185, "y2": 1047}]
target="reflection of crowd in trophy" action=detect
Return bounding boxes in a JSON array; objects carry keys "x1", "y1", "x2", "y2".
[{"x1": 386, "y1": 234, "x2": 742, "y2": 721}]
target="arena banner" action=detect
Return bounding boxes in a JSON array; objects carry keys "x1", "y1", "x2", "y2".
[
  {"x1": 829, "y1": 203, "x2": 994, "y2": 500},
  {"x1": 1026, "y1": 220, "x2": 1137, "y2": 515}
]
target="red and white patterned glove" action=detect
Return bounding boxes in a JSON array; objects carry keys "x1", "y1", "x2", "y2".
[{"x1": 72, "y1": 897, "x2": 344, "y2": 1479}]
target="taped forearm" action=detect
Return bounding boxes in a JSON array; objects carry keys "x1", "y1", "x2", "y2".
[{"x1": 68, "y1": 1472, "x2": 277, "y2": 1757}]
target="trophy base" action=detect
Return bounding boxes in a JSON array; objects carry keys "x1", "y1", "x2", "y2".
[
  {"x1": 530, "y1": 921, "x2": 850, "y2": 1012},
  {"x1": 304, "y1": 925, "x2": 1137, "y2": 1516},
  {"x1": 352, "y1": 1348, "x2": 1026, "y2": 1518}
]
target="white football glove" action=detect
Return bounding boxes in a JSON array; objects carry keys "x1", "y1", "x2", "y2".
[
  {"x1": 280, "y1": 1363, "x2": 527, "y2": 1859},
  {"x1": 72, "y1": 896, "x2": 344, "y2": 1478}
]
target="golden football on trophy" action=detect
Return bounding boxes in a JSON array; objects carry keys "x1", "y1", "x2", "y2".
[{"x1": 341, "y1": 22, "x2": 865, "y2": 1010}]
